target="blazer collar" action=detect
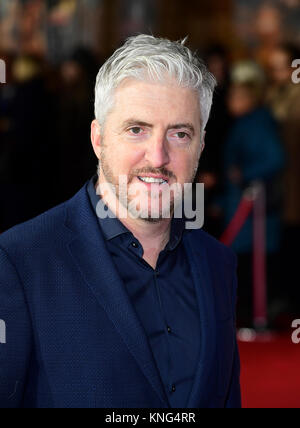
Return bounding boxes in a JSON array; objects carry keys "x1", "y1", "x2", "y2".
[{"x1": 183, "y1": 231, "x2": 217, "y2": 408}]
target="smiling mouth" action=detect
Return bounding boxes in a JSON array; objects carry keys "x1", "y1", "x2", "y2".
[{"x1": 137, "y1": 176, "x2": 168, "y2": 185}]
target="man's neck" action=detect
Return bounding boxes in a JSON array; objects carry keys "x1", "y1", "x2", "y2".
[
  {"x1": 121, "y1": 216, "x2": 172, "y2": 270},
  {"x1": 95, "y1": 178, "x2": 172, "y2": 269}
]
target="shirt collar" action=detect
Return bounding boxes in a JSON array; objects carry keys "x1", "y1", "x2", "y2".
[
  {"x1": 87, "y1": 175, "x2": 186, "y2": 249},
  {"x1": 87, "y1": 175, "x2": 130, "y2": 241},
  {"x1": 165, "y1": 215, "x2": 186, "y2": 251}
]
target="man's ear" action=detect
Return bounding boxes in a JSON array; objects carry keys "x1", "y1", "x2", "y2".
[
  {"x1": 90, "y1": 119, "x2": 102, "y2": 159},
  {"x1": 201, "y1": 131, "x2": 206, "y2": 153}
]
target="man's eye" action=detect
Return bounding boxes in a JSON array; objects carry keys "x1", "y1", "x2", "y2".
[
  {"x1": 176, "y1": 132, "x2": 189, "y2": 139},
  {"x1": 129, "y1": 127, "x2": 142, "y2": 135}
]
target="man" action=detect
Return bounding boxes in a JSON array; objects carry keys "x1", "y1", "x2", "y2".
[{"x1": 0, "y1": 35, "x2": 241, "y2": 408}]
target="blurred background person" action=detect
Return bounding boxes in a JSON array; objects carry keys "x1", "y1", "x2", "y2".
[
  {"x1": 0, "y1": 54, "x2": 54, "y2": 231},
  {"x1": 56, "y1": 47, "x2": 99, "y2": 202},
  {"x1": 266, "y1": 43, "x2": 300, "y2": 317},
  {"x1": 198, "y1": 45, "x2": 232, "y2": 238},
  {"x1": 221, "y1": 61, "x2": 285, "y2": 327},
  {"x1": 254, "y1": 3, "x2": 283, "y2": 70}
]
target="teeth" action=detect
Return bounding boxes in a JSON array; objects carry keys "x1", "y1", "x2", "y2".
[{"x1": 138, "y1": 176, "x2": 167, "y2": 184}]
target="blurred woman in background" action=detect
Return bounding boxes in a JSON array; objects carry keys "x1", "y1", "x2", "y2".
[{"x1": 222, "y1": 62, "x2": 285, "y2": 327}]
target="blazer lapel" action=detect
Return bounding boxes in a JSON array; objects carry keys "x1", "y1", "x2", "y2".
[
  {"x1": 183, "y1": 231, "x2": 217, "y2": 408},
  {"x1": 65, "y1": 186, "x2": 169, "y2": 407}
]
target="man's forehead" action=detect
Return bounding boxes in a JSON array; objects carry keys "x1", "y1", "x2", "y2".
[
  {"x1": 115, "y1": 78, "x2": 198, "y2": 103},
  {"x1": 112, "y1": 78, "x2": 201, "y2": 124}
]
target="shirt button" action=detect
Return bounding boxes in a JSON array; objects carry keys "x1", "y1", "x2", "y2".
[
  {"x1": 171, "y1": 385, "x2": 176, "y2": 393},
  {"x1": 167, "y1": 326, "x2": 172, "y2": 334},
  {"x1": 131, "y1": 242, "x2": 138, "y2": 248}
]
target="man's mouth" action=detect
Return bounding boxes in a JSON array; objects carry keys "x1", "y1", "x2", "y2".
[{"x1": 137, "y1": 176, "x2": 168, "y2": 185}]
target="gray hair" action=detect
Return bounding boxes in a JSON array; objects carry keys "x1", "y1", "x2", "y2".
[{"x1": 94, "y1": 34, "x2": 217, "y2": 132}]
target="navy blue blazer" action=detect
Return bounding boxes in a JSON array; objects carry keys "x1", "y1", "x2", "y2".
[{"x1": 0, "y1": 182, "x2": 241, "y2": 408}]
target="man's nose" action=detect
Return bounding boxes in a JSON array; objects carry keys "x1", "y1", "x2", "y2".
[{"x1": 144, "y1": 135, "x2": 170, "y2": 168}]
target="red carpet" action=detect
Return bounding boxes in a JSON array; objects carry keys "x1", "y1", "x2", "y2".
[{"x1": 239, "y1": 333, "x2": 300, "y2": 408}]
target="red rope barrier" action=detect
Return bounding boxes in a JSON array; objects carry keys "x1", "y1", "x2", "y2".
[
  {"x1": 252, "y1": 183, "x2": 267, "y2": 329},
  {"x1": 220, "y1": 182, "x2": 268, "y2": 330},
  {"x1": 220, "y1": 192, "x2": 254, "y2": 247}
]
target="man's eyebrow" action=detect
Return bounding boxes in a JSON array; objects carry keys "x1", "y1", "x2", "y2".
[
  {"x1": 121, "y1": 119, "x2": 154, "y2": 129},
  {"x1": 121, "y1": 119, "x2": 195, "y2": 135},
  {"x1": 169, "y1": 123, "x2": 195, "y2": 135}
]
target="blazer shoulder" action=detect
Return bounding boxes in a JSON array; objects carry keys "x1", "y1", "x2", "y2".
[
  {"x1": 0, "y1": 199, "x2": 68, "y2": 255},
  {"x1": 0, "y1": 183, "x2": 90, "y2": 257}
]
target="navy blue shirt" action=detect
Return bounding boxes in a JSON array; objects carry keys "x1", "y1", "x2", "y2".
[{"x1": 87, "y1": 176, "x2": 200, "y2": 407}]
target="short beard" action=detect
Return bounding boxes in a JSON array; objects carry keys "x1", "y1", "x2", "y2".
[{"x1": 98, "y1": 142, "x2": 201, "y2": 222}]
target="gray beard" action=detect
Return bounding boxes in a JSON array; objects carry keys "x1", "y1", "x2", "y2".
[{"x1": 98, "y1": 145, "x2": 200, "y2": 221}]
